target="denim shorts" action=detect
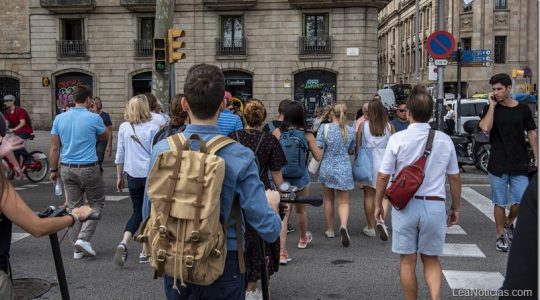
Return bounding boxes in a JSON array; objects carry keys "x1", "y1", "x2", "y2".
[
  {"x1": 391, "y1": 198, "x2": 446, "y2": 256},
  {"x1": 284, "y1": 169, "x2": 310, "y2": 191},
  {"x1": 488, "y1": 173, "x2": 529, "y2": 208}
]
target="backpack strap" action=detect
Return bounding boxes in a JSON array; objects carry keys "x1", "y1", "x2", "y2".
[
  {"x1": 155, "y1": 133, "x2": 185, "y2": 277},
  {"x1": 224, "y1": 197, "x2": 245, "y2": 274},
  {"x1": 206, "y1": 135, "x2": 236, "y2": 154}
]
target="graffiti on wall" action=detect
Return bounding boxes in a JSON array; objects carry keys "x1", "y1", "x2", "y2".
[
  {"x1": 294, "y1": 71, "x2": 337, "y2": 124},
  {"x1": 55, "y1": 73, "x2": 93, "y2": 113}
]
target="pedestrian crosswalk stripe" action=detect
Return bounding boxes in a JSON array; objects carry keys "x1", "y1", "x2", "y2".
[
  {"x1": 105, "y1": 195, "x2": 129, "y2": 201},
  {"x1": 442, "y1": 244, "x2": 486, "y2": 258},
  {"x1": 461, "y1": 187, "x2": 495, "y2": 222},
  {"x1": 446, "y1": 225, "x2": 466, "y2": 235},
  {"x1": 14, "y1": 187, "x2": 26, "y2": 191},
  {"x1": 443, "y1": 270, "x2": 504, "y2": 291},
  {"x1": 22, "y1": 184, "x2": 38, "y2": 188},
  {"x1": 39, "y1": 181, "x2": 50, "y2": 184},
  {"x1": 11, "y1": 233, "x2": 30, "y2": 244}
]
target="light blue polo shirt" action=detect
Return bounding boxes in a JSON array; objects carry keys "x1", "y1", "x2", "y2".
[{"x1": 51, "y1": 107, "x2": 106, "y2": 164}]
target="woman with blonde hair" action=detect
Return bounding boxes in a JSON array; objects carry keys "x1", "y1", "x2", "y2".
[
  {"x1": 229, "y1": 99, "x2": 287, "y2": 299},
  {"x1": 113, "y1": 94, "x2": 160, "y2": 266},
  {"x1": 317, "y1": 103, "x2": 356, "y2": 247},
  {"x1": 356, "y1": 99, "x2": 394, "y2": 241}
]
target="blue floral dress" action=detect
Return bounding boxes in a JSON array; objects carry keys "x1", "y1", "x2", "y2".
[{"x1": 316, "y1": 123, "x2": 356, "y2": 190}]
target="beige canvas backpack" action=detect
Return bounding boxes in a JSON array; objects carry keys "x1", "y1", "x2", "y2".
[{"x1": 136, "y1": 133, "x2": 244, "y2": 288}]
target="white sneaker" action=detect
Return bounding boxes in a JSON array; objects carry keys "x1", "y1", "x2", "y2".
[
  {"x1": 362, "y1": 226, "x2": 376, "y2": 237},
  {"x1": 73, "y1": 251, "x2": 84, "y2": 260},
  {"x1": 74, "y1": 239, "x2": 96, "y2": 257},
  {"x1": 245, "y1": 288, "x2": 262, "y2": 300}
]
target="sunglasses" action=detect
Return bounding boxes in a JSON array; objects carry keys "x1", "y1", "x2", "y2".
[
  {"x1": 397, "y1": 109, "x2": 407, "y2": 113},
  {"x1": 4, "y1": 100, "x2": 13, "y2": 102}
]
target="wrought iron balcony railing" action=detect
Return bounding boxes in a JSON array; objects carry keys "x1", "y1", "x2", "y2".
[
  {"x1": 40, "y1": 0, "x2": 95, "y2": 12},
  {"x1": 134, "y1": 39, "x2": 153, "y2": 57},
  {"x1": 216, "y1": 37, "x2": 247, "y2": 56},
  {"x1": 120, "y1": 0, "x2": 156, "y2": 11},
  {"x1": 56, "y1": 40, "x2": 88, "y2": 58},
  {"x1": 298, "y1": 36, "x2": 332, "y2": 55}
]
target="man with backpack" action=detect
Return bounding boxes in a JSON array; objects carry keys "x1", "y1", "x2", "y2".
[{"x1": 141, "y1": 64, "x2": 281, "y2": 300}]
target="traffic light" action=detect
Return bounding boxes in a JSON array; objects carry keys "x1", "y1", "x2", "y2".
[
  {"x1": 154, "y1": 38, "x2": 167, "y2": 72},
  {"x1": 512, "y1": 68, "x2": 525, "y2": 78},
  {"x1": 168, "y1": 28, "x2": 185, "y2": 63}
]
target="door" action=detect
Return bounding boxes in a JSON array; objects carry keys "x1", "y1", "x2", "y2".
[
  {"x1": 55, "y1": 72, "x2": 93, "y2": 115},
  {"x1": 294, "y1": 70, "x2": 337, "y2": 124}
]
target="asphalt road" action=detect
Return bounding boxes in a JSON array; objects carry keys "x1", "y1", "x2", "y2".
[{"x1": 8, "y1": 131, "x2": 510, "y2": 300}]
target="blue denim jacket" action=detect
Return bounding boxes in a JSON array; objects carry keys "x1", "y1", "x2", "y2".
[{"x1": 142, "y1": 124, "x2": 281, "y2": 250}]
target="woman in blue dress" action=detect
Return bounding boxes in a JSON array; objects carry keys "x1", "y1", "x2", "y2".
[{"x1": 316, "y1": 103, "x2": 356, "y2": 247}]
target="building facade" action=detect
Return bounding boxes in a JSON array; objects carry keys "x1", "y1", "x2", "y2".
[
  {"x1": 0, "y1": 0, "x2": 389, "y2": 129},
  {"x1": 378, "y1": 0, "x2": 538, "y2": 97}
]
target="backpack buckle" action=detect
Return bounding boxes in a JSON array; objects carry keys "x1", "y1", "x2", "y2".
[
  {"x1": 185, "y1": 255, "x2": 194, "y2": 268},
  {"x1": 191, "y1": 231, "x2": 200, "y2": 242},
  {"x1": 156, "y1": 249, "x2": 167, "y2": 262},
  {"x1": 158, "y1": 225, "x2": 168, "y2": 236}
]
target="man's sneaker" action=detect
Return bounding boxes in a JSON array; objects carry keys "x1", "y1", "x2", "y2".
[
  {"x1": 287, "y1": 224, "x2": 294, "y2": 234},
  {"x1": 297, "y1": 231, "x2": 313, "y2": 249},
  {"x1": 362, "y1": 226, "x2": 376, "y2": 237},
  {"x1": 340, "y1": 227, "x2": 351, "y2": 247},
  {"x1": 496, "y1": 235, "x2": 509, "y2": 252},
  {"x1": 139, "y1": 253, "x2": 149, "y2": 264},
  {"x1": 376, "y1": 222, "x2": 389, "y2": 242},
  {"x1": 504, "y1": 222, "x2": 514, "y2": 242},
  {"x1": 74, "y1": 239, "x2": 96, "y2": 257},
  {"x1": 114, "y1": 243, "x2": 128, "y2": 266},
  {"x1": 279, "y1": 249, "x2": 292, "y2": 265},
  {"x1": 325, "y1": 230, "x2": 335, "y2": 238},
  {"x1": 245, "y1": 288, "x2": 263, "y2": 300},
  {"x1": 73, "y1": 251, "x2": 84, "y2": 260}
]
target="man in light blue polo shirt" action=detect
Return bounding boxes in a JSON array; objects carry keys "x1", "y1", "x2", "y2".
[
  {"x1": 143, "y1": 64, "x2": 280, "y2": 300},
  {"x1": 49, "y1": 85, "x2": 109, "y2": 260},
  {"x1": 217, "y1": 91, "x2": 243, "y2": 135}
]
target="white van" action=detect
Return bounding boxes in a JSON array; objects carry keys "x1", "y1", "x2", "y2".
[{"x1": 443, "y1": 98, "x2": 489, "y2": 135}]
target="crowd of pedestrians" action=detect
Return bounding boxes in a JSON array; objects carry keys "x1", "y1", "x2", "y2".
[{"x1": 0, "y1": 68, "x2": 536, "y2": 300}]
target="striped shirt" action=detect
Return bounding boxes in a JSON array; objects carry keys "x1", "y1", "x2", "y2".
[{"x1": 217, "y1": 110, "x2": 243, "y2": 135}]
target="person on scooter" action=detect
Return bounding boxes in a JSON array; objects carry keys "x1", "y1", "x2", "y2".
[{"x1": 0, "y1": 123, "x2": 94, "y2": 299}]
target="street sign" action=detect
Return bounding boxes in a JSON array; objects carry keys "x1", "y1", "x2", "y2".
[
  {"x1": 426, "y1": 31, "x2": 456, "y2": 59},
  {"x1": 447, "y1": 49, "x2": 492, "y2": 67},
  {"x1": 434, "y1": 59, "x2": 448, "y2": 66}
]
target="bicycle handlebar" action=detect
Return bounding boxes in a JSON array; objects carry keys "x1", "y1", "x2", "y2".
[
  {"x1": 280, "y1": 195, "x2": 323, "y2": 207},
  {"x1": 38, "y1": 206, "x2": 100, "y2": 221}
]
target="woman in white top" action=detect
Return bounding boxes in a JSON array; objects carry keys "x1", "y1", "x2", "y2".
[
  {"x1": 356, "y1": 99, "x2": 395, "y2": 240},
  {"x1": 144, "y1": 93, "x2": 168, "y2": 128},
  {"x1": 113, "y1": 94, "x2": 160, "y2": 266}
]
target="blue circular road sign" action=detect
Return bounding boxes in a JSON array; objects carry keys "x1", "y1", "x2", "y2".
[{"x1": 426, "y1": 30, "x2": 456, "y2": 59}]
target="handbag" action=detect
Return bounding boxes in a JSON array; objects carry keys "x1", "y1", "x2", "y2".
[
  {"x1": 353, "y1": 122, "x2": 373, "y2": 182},
  {"x1": 308, "y1": 124, "x2": 329, "y2": 174},
  {"x1": 385, "y1": 130, "x2": 435, "y2": 210}
]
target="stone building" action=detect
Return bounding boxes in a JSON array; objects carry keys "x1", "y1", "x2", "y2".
[
  {"x1": 0, "y1": 0, "x2": 389, "y2": 129},
  {"x1": 378, "y1": 0, "x2": 538, "y2": 97}
]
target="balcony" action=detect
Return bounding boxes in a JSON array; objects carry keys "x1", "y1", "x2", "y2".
[
  {"x1": 288, "y1": 0, "x2": 390, "y2": 10},
  {"x1": 40, "y1": 0, "x2": 96, "y2": 13},
  {"x1": 216, "y1": 37, "x2": 247, "y2": 56},
  {"x1": 120, "y1": 0, "x2": 156, "y2": 12},
  {"x1": 203, "y1": 0, "x2": 257, "y2": 10},
  {"x1": 298, "y1": 36, "x2": 332, "y2": 56},
  {"x1": 57, "y1": 40, "x2": 88, "y2": 59},
  {"x1": 134, "y1": 40, "x2": 153, "y2": 57}
]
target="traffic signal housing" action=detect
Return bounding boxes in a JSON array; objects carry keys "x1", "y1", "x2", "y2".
[
  {"x1": 168, "y1": 28, "x2": 186, "y2": 63},
  {"x1": 154, "y1": 38, "x2": 167, "y2": 72}
]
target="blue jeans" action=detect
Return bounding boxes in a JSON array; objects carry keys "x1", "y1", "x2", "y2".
[
  {"x1": 163, "y1": 252, "x2": 245, "y2": 300},
  {"x1": 488, "y1": 173, "x2": 529, "y2": 208},
  {"x1": 125, "y1": 175, "x2": 146, "y2": 234}
]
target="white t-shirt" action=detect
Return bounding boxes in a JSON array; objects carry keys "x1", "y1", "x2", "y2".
[
  {"x1": 444, "y1": 110, "x2": 455, "y2": 121},
  {"x1": 150, "y1": 112, "x2": 167, "y2": 128},
  {"x1": 379, "y1": 122, "x2": 459, "y2": 199}
]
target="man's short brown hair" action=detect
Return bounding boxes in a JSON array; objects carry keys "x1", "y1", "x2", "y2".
[
  {"x1": 184, "y1": 64, "x2": 225, "y2": 119},
  {"x1": 406, "y1": 92, "x2": 433, "y2": 123},
  {"x1": 74, "y1": 85, "x2": 92, "y2": 104}
]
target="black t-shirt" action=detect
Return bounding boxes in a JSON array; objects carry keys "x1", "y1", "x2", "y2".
[
  {"x1": 262, "y1": 120, "x2": 283, "y2": 133},
  {"x1": 482, "y1": 102, "x2": 536, "y2": 176},
  {"x1": 99, "y1": 111, "x2": 113, "y2": 127}
]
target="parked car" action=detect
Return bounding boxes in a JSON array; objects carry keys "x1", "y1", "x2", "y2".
[{"x1": 443, "y1": 98, "x2": 489, "y2": 135}]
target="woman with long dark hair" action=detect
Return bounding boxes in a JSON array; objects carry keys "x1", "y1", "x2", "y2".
[{"x1": 273, "y1": 101, "x2": 322, "y2": 264}]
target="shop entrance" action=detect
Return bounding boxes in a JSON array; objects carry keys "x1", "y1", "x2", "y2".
[
  {"x1": 223, "y1": 71, "x2": 253, "y2": 102},
  {"x1": 132, "y1": 72, "x2": 152, "y2": 96},
  {"x1": 55, "y1": 72, "x2": 93, "y2": 115},
  {"x1": 294, "y1": 70, "x2": 337, "y2": 124}
]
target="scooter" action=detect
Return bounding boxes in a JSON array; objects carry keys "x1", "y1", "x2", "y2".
[{"x1": 450, "y1": 120, "x2": 490, "y2": 174}]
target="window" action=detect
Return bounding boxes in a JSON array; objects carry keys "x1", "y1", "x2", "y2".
[
  {"x1": 58, "y1": 18, "x2": 86, "y2": 58},
  {"x1": 495, "y1": 0, "x2": 507, "y2": 9},
  {"x1": 135, "y1": 18, "x2": 154, "y2": 57},
  {"x1": 300, "y1": 13, "x2": 331, "y2": 54},
  {"x1": 461, "y1": 37, "x2": 472, "y2": 50},
  {"x1": 218, "y1": 15, "x2": 245, "y2": 55},
  {"x1": 463, "y1": 3, "x2": 472, "y2": 12},
  {"x1": 494, "y1": 36, "x2": 506, "y2": 64}
]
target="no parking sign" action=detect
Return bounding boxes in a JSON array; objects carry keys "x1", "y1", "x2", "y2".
[{"x1": 426, "y1": 30, "x2": 456, "y2": 59}]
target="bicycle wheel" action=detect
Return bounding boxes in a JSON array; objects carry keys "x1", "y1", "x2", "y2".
[{"x1": 24, "y1": 151, "x2": 49, "y2": 183}]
